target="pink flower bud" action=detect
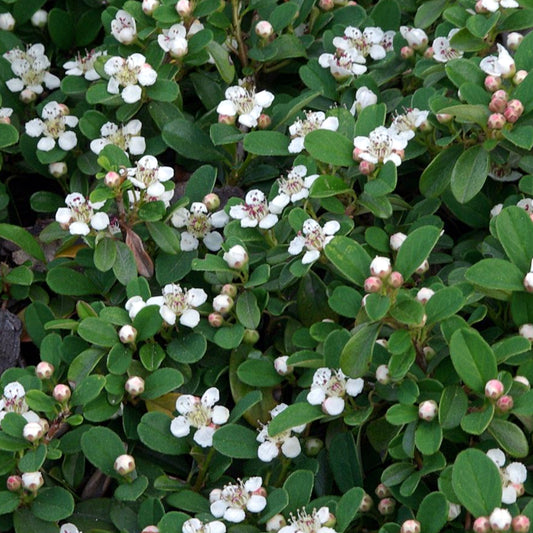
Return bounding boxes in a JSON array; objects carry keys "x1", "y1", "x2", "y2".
[
  {"x1": 208, "y1": 312, "x2": 224, "y2": 328},
  {"x1": 203, "y1": 193, "x2": 220, "y2": 211},
  {"x1": 473, "y1": 516, "x2": 491, "y2": 533},
  {"x1": 485, "y1": 379, "x2": 504, "y2": 400},
  {"x1": 376, "y1": 364, "x2": 391, "y2": 385},
  {"x1": 23, "y1": 422, "x2": 44, "y2": 442},
  {"x1": 519, "y1": 323, "x2": 533, "y2": 341},
  {"x1": 218, "y1": 114, "x2": 236, "y2": 125},
  {"x1": 418, "y1": 400, "x2": 438, "y2": 421},
  {"x1": 513, "y1": 482, "x2": 525, "y2": 498},
  {"x1": 364, "y1": 276, "x2": 382, "y2": 293},
  {"x1": 114, "y1": 454, "x2": 136, "y2": 475},
  {"x1": 255, "y1": 20, "x2": 274, "y2": 39},
  {"x1": 266, "y1": 515, "x2": 287, "y2": 532},
  {"x1": 142, "y1": 0, "x2": 160, "y2": 15},
  {"x1": 496, "y1": 394, "x2": 514, "y2": 412},
  {"x1": 213, "y1": 294, "x2": 233, "y2": 314},
  {"x1": 119, "y1": 325, "x2": 137, "y2": 344},
  {"x1": 388, "y1": 271, "x2": 403, "y2": 288},
  {"x1": 507, "y1": 98, "x2": 524, "y2": 116},
  {"x1": 493, "y1": 89, "x2": 509, "y2": 102},
  {"x1": 352, "y1": 147, "x2": 363, "y2": 161},
  {"x1": 416, "y1": 287, "x2": 434, "y2": 304},
  {"x1": 401, "y1": 46, "x2": 414, "y2": 59},
  {"x1": 424, "y1": 46, "x2": 434, "y2": 59},
  {"x1": 507, "y1": 32, "x2": 524, "y2": 51},
  {"x1": 359, "y1": 160, "x2": 376, "y2": 175},
  {"x1": 359, "y1": 493, "x2": 373, "y2": 512},
  {"x1": 485, "y1": 75, "x2": 501, "y2": 92},
  {"x1": 416, "y1": 260, "x2": 429, "y2": 275},
  {"x1": 504, "y1": 107, "x2": 521, "y2": 124},
  {"x1": 221, "y1": 284, "x2": 237, "y2": 297},
  {"x1": 176, "y1": 0, "x2": 192, "y2": 16},
  {"x1": 375, "y1": 483, "x2": 391, "y2": 499},
  {"x1": 378, "y1": 498, "x2": 395, "y2": 515},
  {"x1": 319, "y1": 0, "x2": 334, "y2": 10},
  {"x1": 125, "y1": 376, "x2": 145, "y2": 397},
  {"x1": 105, "y1": 171, "x2": 123, "y2": 188},
  {"x1": 141, "y1": 527, "x2": 160, "y2": 533},
  {"x1": 20, "y1": 89, "x2": 37, "y2": 104},
  {"x1": 401, "y1": 520, "x2": 421, "y2": 533},
  {"x1": 436, "y1": 113, "x2": 452, "y2": 123},
  {"x1": 49, "y1": 162, "x2": 67, "y2": 178},
  {"x1": 53, "y1": 384, "x2": 71, "y2": 403},
  {"x1": 257, "y1": 113, "x2": 272, "y2": 129},
  {"x1": 274, "y1": 355, "x2": 292, "y2": 376},
  {"x1": 513, "y1": 70, "x2": 528, "y2": 85},
  {"x1": 6, "y1": 475, "x2": 21, "y2": 492},
  {"x1": 488, "y1": 113, "x2": 506, "y2": 129},
  {"x1": 21, "y1": 472, "x2": 44, "y2": 492},
  {"x1": 35, "y1": 361, "x2": 54, "y2": 380},
  {"x1": 370, "y1": 256, "x2": 392, "y2": 278},
  {"x1": 475, "y1": 0, "x2": 489, "y2": 12},
  {"x1": 512, "y1": 515, "x2": 530, "y2": 533}
]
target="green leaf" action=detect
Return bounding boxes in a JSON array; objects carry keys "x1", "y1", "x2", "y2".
[
  {"x1": 146, "y1": 79, "x2": 180, "y2": 102},
  {"x1": 0, "y1": 491, "x2": 20, "y2": 515},
  {"x1": 268, "y1": 403, "x2": 323, "y2": 436},
  {"x1": 394, "y1": 225, "x2": 441, "y2": 279},
  {"x1": 354, "y1": 103, "x2": 387, "y2": 136},
  {"x1": 336, "y1": 487, "x2": 364, "y2": 532},
  {"x1": 437, "y1": 104, "x2": 488, "y2": 127},
  {"x1": 185, "y1": 165, "x2": 217, "y2": 203},
  {"x1": 142, "y1": 368, "x2": 184, "y2": 399},
  {"x1": 0, "y1": 123, "x2": 19, "y2": 149},
  {"x1": 414, "y1": 0, "x2": 446, "y2": 28},
  {"x1": 270, "y1": 2, "x2": 299, "y2": 31},
  {"x1": 283, "y1": 470, "x2": 314, "y2": 514},
  {"x1": 94, "y1": 237, "x2": 117, "y2": 272},
  {"x1": 502, "y1": 125, "x2": 533, "y2": 150},
  {"x1": 488, "y1": 418, "x2": 529, "y2": 458},
  {"x1": 415, "y1": 420, "x2": 442, "y2": 455},
  {"x1": 0, "y1": 223, "x2": 45, "y2": 262},
  {"x1": 389, "y1": 295, "x2": 424, "y2": 326},
  {"x1": 162, "y1": 119, "x2": 223, "y2": 161},
  {"x1": 167, "y1": 332, "x2": 207, "y2": 363},
  {"x1": 81, "y1": 427, "x2": 125, "y2": 477},
  {"x1": 310, "y1": 175, "x2": 352, "y2": 198},
  {"x1": 229, "y1": 390, "x2": 263, "y2": 423},
  {"x1": 146, "y1": 222, "x2": 181, "y2": 254},
  {"x1": 138, "y1": 412, "x2": 189, "y2": 455},
  {"x1": 48, "y1": 8, "x2": 74, "y2": 49},
  {"x1": 140, "y1": 343, "x2": 166, "y2": 371},
  {"x1": 71, "y1": 375, "x2": 106, "y2": 406},
  {"x1": 425, "y1": 287, "x2": 465, "y2": 324},
  {"x1": 237, "y1": 359, "x2": 282, "y2": 387},
  {"x1": 364, "y1": 294, "x2": 390, "y2": 321},
  {"x1": 243, "y1": 131, "x2": 290, "y2": 156},
  {"x1": 206, "y1": 40, "x2": 235, "y2": 83},
  {"x1": 495, "y1": 206, "x2": 533, "y2": 272},
  {"x1": 31, "y1": 487, "x2": 74, "y2": 521},
  {"x1": 18, "y1": 444, "x2": 47, "y2": 473},
  {"x1": 329, "y1": 432, "x2": 362, "y2": 491},
  {"x1": 439, "y1": 386, "x2": 468, "y2": 430},
  {"x1": 450, "y1": 328, "x2": 497, "y2": 393},
  {"x1": 386, "y1": 404, "x2": 419, "y2": 425},
  {"x1": 259, "y1": 488, "x2": 289, "y2": 524},
  {"x1": 451, "y1": 145, "x2": 490, "y2": 203},
  {"x1": 325, "y1": 236, "x2": 371, "y2": 286},
  {"x1": 236, "y1": 291, "x2": 261, "y2": 329},
  {"x1": 340, "y1": 323, "x2": 380, "y2": 378},
  {"x1": 417, "y1": 492, "x2": 448, "y2": 533},
  {"x1": 514, "y1": 31, "x2": 533, "y2": 71},
  {"x1": 465, "y1": 258, "x2": 525, "y2": 291},
  {"x1": 420, "y1": 144, "x2": 463, "y2": 198},
  {"x1": 115, "y1": 476, "x2": 149, "y2": 501},
  {"x1": 212, "y1": 424, "x2": 259, "y2": 458},
  {"x1": 46, "y1": 267, "x2": 98, "y2": 296},
  {"x1": 113, "y1": 241, "x2": 137, "y2": 285},
  {"x1": 13, "y1": 509, "x2": 58, "y2": 533},
  {"x1": 133, "y1": 305, "x2": 163, "y2": 341},
  {"x1": 78, "y1": 317, "x2": 118, "y2": 347},
  {"x1": 304, "y1": 130, "x2": 354, "y2": 166},
  {"x1": 451, "y1": 449, "x2": 502, "y2": 516}
]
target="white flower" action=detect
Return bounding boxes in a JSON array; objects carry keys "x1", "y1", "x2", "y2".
[
  {"x1": 270, "y1": 165, "x2": 319, "y2": 213},
  {"x1": 350, "y1": 86, "x2": 378, "y2": 115},
  {"x1": 158, "y1": 24, "x2": 189, "y2": 58},
  {"x1": 171, "y1": 202, "x2": 229, "y2": 251},
  {"x1": 0, "y1": 12, "x2": 15, "y2": 31},
  {"x1": 257, "y1": 403, "x2": 305, "y2": 462},
  {"x1": 126, "y1": 155, "x2": 174, "y2": 201},
  {"x1": 210, "y1": 477, "x2": 267, "y2": 522},
  {"x1": 480, "y1": 44, "x2": 515, "y2": 78},
  {"x1": 223, "y1": 245, "x2": 248, "y2": 269},
  {"x1": 229, "y1": 189, "x2": 278, "y2": 229},
  {"x1": 279, "y1": 507, "x2": 337, "y2": 533},
  {"x1": 486, "y1": 448, "x2": 527, "y2": 504},
  {"x1": 489, "y1": 508, "x2": 512, "y2": 531},
  {"x1": 111, "y1": 10, "x2": 137, "y2": 45},
  {"x1": 104, "y1": 54, "x2": 157, "y2": 104},
  {"x1": 399, "y1": 26, "x2": 428, "y2": 50},
  {"x1": 307, "y1": 368, "x2": 364, "y2": 415},
  {"x1": 217, "y1": 84, "x2": 274, "y2": 128},
  {"x1": 389, "y1": 108, "x2": 429, "y2": 141},
  {"x1": 333, "y1": 26, "x2": 387, "y2": 60},
  {"x1": 90, "y1": 120, "x2": 145, "y2": 156},
  {"x1": 288, "y1": 219, "x2": 340, "y2": 264},
  {"x1": 318, "y1": 50, "x2": 367, "y2": 79},
  {"x1": 353, "y1": 126, "x2": 408, "y2": 167},
  {"x1": 59, "y1": 524, "x2": 82, "y2": 533},
  {"x1": 183, "y1": 518, "x2": 226, "y2": 533},
  {"x1": 288, "y1": 111, "x2": 339, "y2": 153},
  {"x1": 150, "y1": 283, "x2": 207, "y2": 327},
  {"x1": 63, "y1": 50, "x2": 107, "y2": 81},
  {"x1": 432, "y1": 29, "x2": 464, "y2": 63},
  {"x1": 481, "y1": 0, "x2": 519, "y2": 11},
  {"x1": 25, "y1": 101, "x2": 78, "y2": 152},
  {"x1": 0, "y1": 382, "x2": 40, "y2": 426},
  {"x1": 55, "y1": 192, "x2": 109, "y2": 236},
  {"x1": 3, "y1": 43, "x2": 60, "y2": 95},
  {"x1": 170, "y1": 387, "x2": 229, "y2": 447}
]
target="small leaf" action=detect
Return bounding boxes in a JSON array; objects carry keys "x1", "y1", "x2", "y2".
[
  {"x1": 304, "y1": 130, "x2": 354, "y2": 166},
  {"x1": 451, "y1": 145, "x2": 490, "y2": 203},
  {"x1": 212, "y1": 424, "x2": 258, "y2": 458}
]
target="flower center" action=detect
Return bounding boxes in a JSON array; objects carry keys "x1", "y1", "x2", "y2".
[
  {"x1": 116, "y1": 65, "x2": 139, "y2": 86},
  {"x1": 44, "y1": 117, "x2": 66, "y2": 139},
  {"x1": 288, "y1": 509, "x2": 323, "y2": 533},
  {"x1": 188, "y1": 213, "x2": 211, "y2": 237},
  {"x1": 187, "y1": 402, "x2": 212, "y2": 428}
]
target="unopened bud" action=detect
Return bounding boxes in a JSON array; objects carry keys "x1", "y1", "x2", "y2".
[
  {"x1": 125, "y1": 376, "x2": 145, "y2": 397},
  {"x1": 436, "y1": 113, "x2": 452, "y2": 123},
  {"x1": 519, "y1": 323, "x2": 533, "y2": 341},
  {"x1": 114, "y1": 454, "x2": 136, "y2": 476},
  {"x1": 203, "y1": 193, "x2": 220, "y2": 211},
  {"x1": 485, "y1": 75, "x2": 501, "y2": 92},
  {"x1": 370, "y1": 256, "x2": 392, "y2": 278},
  {"x1": 243, "y1": 329, "x2": 259, "y2": 345},
  {"x1": 448, "y1": 502, "x2": 461, "y2": 521},
  {"x1": 21, "y1": 472, "x2": 44, "y2": 492},
  {"x1": 141, "y1": 527, "x2": 160, "y2": 533},
  {"x1": 35, "y1": 361, "x2": 54, "y2": 380},
  {"x1": 266, "y1": 514, "x2": 287, "y2": 532},
  {"x1": 23, "y1": 422, "x2": 44, "y2": 442},
  {"x1": 388, "y1": 271, "x2": 403, "y2": 288},
  {"x1": 359, "y1": 160, "x2": 375, "y2": 175},
  {"x1": 53, "y1": 384, "x2": 71, "y2": 403},
  {"x1": 418, "y1": 399, "x2": 438, "y2": 421},
  {"x1": 364, "y1": 276, "x2": 382, "y2": 293},
  {"x1": 0, "y1": 12, "x2": 15, "y2": 31},
  {"x1": 389, "y1": 232, "x2": 407, "y2": 251},
  {"x1": 30, "y1": 9, "x2": 48, "y2": 28},
  {"x1": 496, "y1": 394, "x2": 514, "y2": 412},
  {"x1": 424, "y1": 46, "x2": 434, "y2": 59},
  {"x1": 257, "y1": 113, "x2": 271, "y2": 129},
  {"x1": 473, "y1": 516, "x2": 491, "y2": 533},
  {"x1": 119, "y1": 324, "x2": 137, "y2": 343},
  {"x1": 255, "y1": 20, "x2": 274, "y2": 39},
  {"x1": 218, "y1": 114, "x2": 236, "y2": 125},
  {"x1": 401, "y1": 520, "x2": 421, "y2": 533},
  {"x1": 49, "y1": 162, "x2": 67, "y2": 178},
  {"x1": 208, "y1": 312, "x2": 224, "y2": 328},
  {"x1": 274, "y1": 355, "x2": 293, "y2": 376},
  {"x1": 105, "y1": 170, "x2": 123, "y2": 188},
  {"x1": 213, "y1": 294, "x2": 233, "y2": 314},
  {"x1": 423, "y1": 346, "x2": 436, "y2": 361},
  {"x1": 221, "y1": 284, "x2": 237, "y2": 297},
  {"x1": 490, "y1": 508, "x2": 512, "y2": 532},
  {"x1": 513, "y1": 70, "x2": 528, "y2": 85},
  {"x1": 401, "y1": 46, "x2": 414, "y2": 59},
  {"x1": 416, "y1": 287, "x2": 434, "y2": 304},
  {"x1": 475, "y1": 0, "x2": 489, "y2": 12},
  {"x1": 6, "y1": 475, "x2": 21, "y2": 491},
  {"x1": 319, "y1": 0, "x2": 334, "y2": 10},
  {"x1": 20, "y1": 89, "x2": 37, "y2": 104},
  {"x1": 375, "y1": 483, "x2": 391, "y2": 499},
  {"x1": 352, "y1": 147, "x2": 363, "y2": 161},
  {"x1": 304, "y1": 437, "x2": 323, "y2": 456},
  {"x1": 488, "y1": 113, "x2": 506, "y2": 129},
  {"x1": 176, "y1": 0, "x2": 192, "y2": 17},
  {"x1": 376, "y1": 364, "x2": 390, "y2": 385},
  {"x1": 415, "y1": 259, "x2": 429, "y2": 275},
  {"x1": 323, "y1": 512, "x2": 336, "y2": 528},
  {"x1": 223, "y1": 244, "x2": 248, "y2": 269},
  {"x1": 505, "y1": 99, "x2": 524, "y2": 123},
  {"x1": 485, "y1": 379, "x2": 504, "y2": 400},
  {"x1": 142, "y1": 0, "x2": 160, "y2": 15},
  {"x1": 507, "y1": 32, "x2": 524, "y2": 51},
  {"x1": 512, "y1": 515, "x2": 530, "y2": 533},
  {"x1": 514, "y1": 375, "x2": 530, "y2": 388},
  {"x1": 378, "y1": 498, "x2": 395, "y2": 515}
]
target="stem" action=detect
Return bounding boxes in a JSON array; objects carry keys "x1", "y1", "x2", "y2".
[
  {"x1": 231, "y1": 0, "x2": 248, "y2": 68},
  {"x1": 274, "y1": 456, "x2": 291, "y2": 487},
  {"x1": 193, "y1": 447, "x2": 215, "y2": 492}
]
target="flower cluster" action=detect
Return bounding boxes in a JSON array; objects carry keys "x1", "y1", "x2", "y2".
[
  {"x1": 158, "y1": 22, "x2": 203, "y2": 58},
  {"x1": 90, "y1": 120, "x2": 145, "y2": 156},
  {"x1": 486, "y1": 448, "x2": 527, "y2": 504},
  {"x1": 63, "y1": 50, "x2": 107, "y2": 81},
  {"x1": 126, "y1": 155, "x2": 174, "y2": 204},
  {"x1": 217, "y1": 83, "x2": 274, "y2": 128},
  {"x1": 210, "y1": 477, "x2": 267, "y2": 522},
  {"x1": 279, "y1": 507, "x2": 337, "y2": 533},
  {"x1": 0, "y1": 382, "x2": 40, "y2": 425},
  {"x1": 104, "y1": 54, "x2": 157, "y2": 103},
  {"x1": 431, "y1": 29, "x2": 463, "y2": 63},
  {"x1": 288, "y1": 219, "x2": 340, "y2": 264},
  {"x1": 55, "y1": 193, "x2": 109, "y2": 236},
  {"x1": 229, "y1": 189, "x2": 278, "y2": 229},
  {"x1": 288, "y1": 111, "x2": 339, "y2": 153},
  {"x1": 170, "y1": 387, "x2": 229, "y2": 447}
]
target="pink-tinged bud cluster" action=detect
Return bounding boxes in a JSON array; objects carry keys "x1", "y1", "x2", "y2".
[
  {"x1": 512, "y1": 515, "x2": 530, "y2": 533},
  {"x1": 53, "y1": 384, "x2": 71, "y2": 403},
  {"x1": 418, "y1": 399, "x2": 438, "y2": 421},
  {"x1": 504, "y1": 99, "x2": 524, "y2": 124},
  {"x1": 507, "y1": 32, "x2": 524, "y2": 51},
  {"x1": 401, "y1": 520, "x2": 421, "y2": 533},
  {"x1": 485, "y1": 379, "x2": 504, "y2": 400},
  {"x1": 208, "y1": 312, "x2": 224, "y2": 328},
  {"x1": 475, "y1": 0, "x2": 489, "y2": 12},
  {"x1": 114, "y1": 454, "x2": 136, "y2": 475},
  {"x1": 489, "y1": 90, "x2": 509, "y2": 113},
  {"x1": 416, "y1": 260, "x2": 429, "y2": 275},
  {"x1": 496, "y1": 394, "x2": 514, "y2": 412},
  {"x1": 49, "y1": 162, "x2": 67, "y2": 177},
  {"x1": 125, "y1": 376, "x2": 145, "y2": 397},
  {"x1": 485, "y1": 75, "x2": 501, "y2": 92},
  {"x1": 142, "y1": 0, "x2": 160, "y2": 15},
  {"x1": 35, "y1": 361, "x2": 54, "y2": 380},
  {"x1": 473, "y1": 516, "x2": 491, "y2": 533},
  {"x1": 378, "y1": 497, "x2": 395, "y2": 515},
  {"x1": 488, "y1": 113, "x2": 506, "y2": 130},
  {"x1": 6, "y1": 475, "x2": 22, "y2": 492}
]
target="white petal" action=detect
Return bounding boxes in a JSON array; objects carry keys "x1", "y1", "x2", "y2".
[
  {"x1": 58, "y1": 131, "x2": 77, "y2": 151},
  {"x1": 128, "y1": 136, "x2": 146, "y2": 155},
  {"x1": 258, "y1": 441, "x2": 279, "y2": 462},
  {"x1": 258, "y1": 213, "x2": 278, "y2": 229},
  {"x1": 323, "y1": 396, "x2": 345, "y2": 415},
  {"x1": 210, "y1": 500, "x2": 228, "y2": 518},
  {"x1": 25, "y1": 119, "x2": 44, "y2": 137},
  {"x1": 160, "y1": 305, "x2": 177, "y2": 325},
  {"x1": 487, "y1": 448, "x2": 506, "y2": 467},
  {"x1": 255, "y1": 90, "x2": 274, "y2": 108},
  {"x1": 37, "y1": 137, "x2": 55, "y2": 151},
  {"x1": 217, "y1": 100, "x2": 236, "y2": 116},
  {"x1": 194, "y1": 426, "x2": 215, "y2": 447},
  {"x1": 506, "y1": 462, "x2": 527, "y2": 483},
  {"x1": 302, "y1": 250, "x2": 320, "y2": 264},
  {"x1": 181, "y1": 233, "x2": 199, "y2": 251},
  {"x1": 321, "y1": 117, "x2": 339, "y2": 131},
  {"x1": 170, "y1": 416, "x2": 191, "y2": 437},
  {"x1": 288, "y1": 137, "x2": 305, "y2": 153},
  {"x1": 203, "y1": 232, "x2": 223, "y2": 251},
  {"x1": 179, "y1": 309, "x2": 200, "y2": 328},
  {"x1": 224, "y1": 508, "x2": 246, "y2": 523},
  {"x1": 212, "y1": 405, "x2": 230, "y2": 425},
  {"x1": 122, "y1": 85, "x2": 142, "y2": 103},
  {"x1": 281, "y1": 436, "x2": 301, "y2": 458},
  {"x1": 502, "y1": 486, "x2": 517, "y2": 505},
  {"x1": 69, "y1": 221, "x2": 90, "y2": 236},
  {"x1": 323, "y1": 220, "x2": 340, "y2": 235},
  {"x1": 247, "y1": 494, "x2": 266, "y2": 513},
  {"x1": 288, "y1": 236, "x2": 305, "y2": 256},
  {"x1": 201, "y1": 387, "x2": 220, "y2": 407},
  {"x1": 6, "y1": 78, "x2": 24, "y2": 92},
  {"x1": 244, "y1": 477, "x2": 262, "y2": 492},
  {"x1": 346, "y1": 378, "x2": 364, "y2": 397},
  {"x1": 307, "y1": 388, "x2": 325, "y2": 405}
]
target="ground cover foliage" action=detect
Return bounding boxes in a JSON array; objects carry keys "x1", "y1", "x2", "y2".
[{"x1": 1, "y1": 0, "x2": 533, "y2": 532}]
